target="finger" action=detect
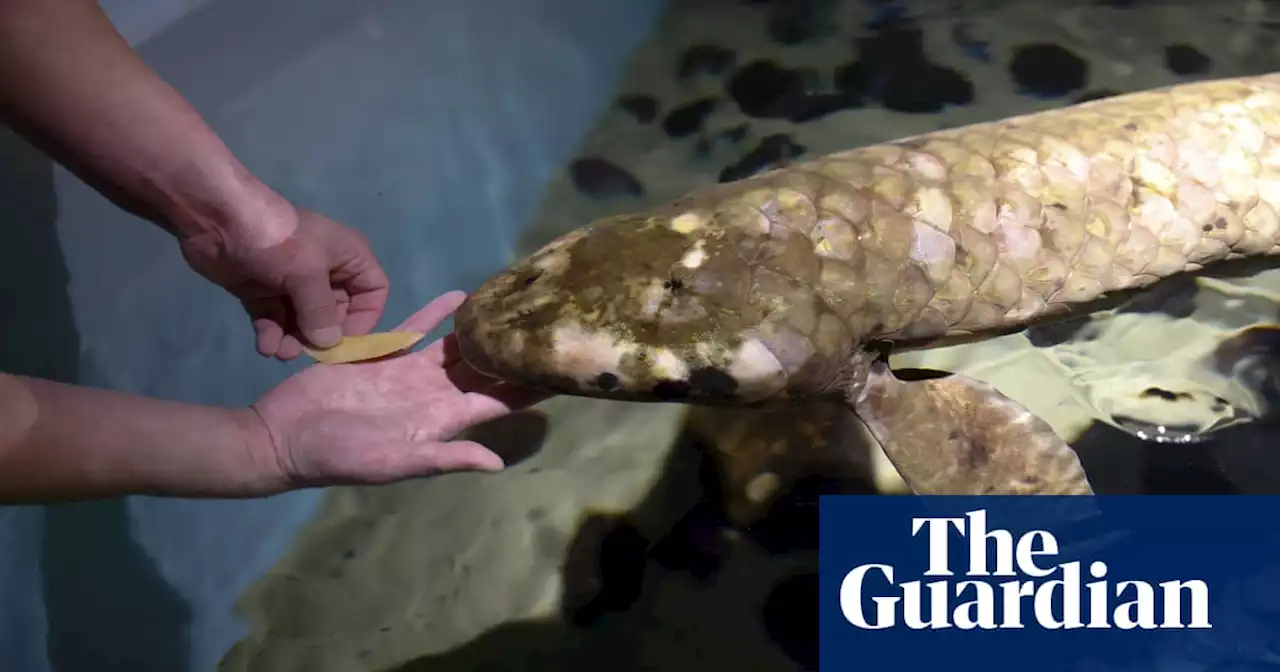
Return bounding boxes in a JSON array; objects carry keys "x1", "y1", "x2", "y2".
[
  {"x1": 329, "y1": 226, "x2": 391, "y2": 334},
  {"x1": 341, "y1": 269, "x2": 390, "y2": 337},
  {"x1": 397, "y1": 440, "x2": 505, "y2": 475},
  {"x1": 343, "y1": 289, "x2": 388, "y2": 337},
  {"x1": 285, "y1": 270, "x2": 343, "y2": 348},
  {"x1": 252, "y1": 317, "x2": 284, "y2": 357},
  {"x1": 459, "y1": 389, "x2": 544, "y2": 428},
  {"x1": 276, "y1": 334, "x2": 304, "y2": 361},
  {"x1": 244, "y1": 298, "x2": 285, "y2": 358},
  {"x1": 394, "y1": 290, "x2": 468, "y2": 333}
]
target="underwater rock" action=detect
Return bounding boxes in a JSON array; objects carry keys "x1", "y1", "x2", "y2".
[
  {"x1": 719, "y1": 134, "x2": 806, "y2": 183},
  {"x1": 568, "y1": 157, "x2": 644, "y2": 199},
  {"x1": 1009, "y1": 43, "x2": 1089, "y2": 98},
  {"x1": 835, "y1": 15, "x2": 974, "y2": 113},
  {"x1": 615, "y1": 94, "x2": 659, "y2": 123},
  {"x1": 662, "y1": 97, "x2": 719, "y2": 138},
  {"x1": 677, "y1": 44, "x2": 736, "y2": 79},
  {"x1": 1165, "y1": 44, "x2": 1212, "y2": 76}
]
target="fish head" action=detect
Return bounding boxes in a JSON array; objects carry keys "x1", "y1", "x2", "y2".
[{"x1": 453, "y1": 203, "x2": 860, "y2": 405}]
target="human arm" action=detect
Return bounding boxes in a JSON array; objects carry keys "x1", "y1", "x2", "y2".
[
  {"x1": 0, "y1": 0, "x2": 389, "y2": 356},
  {"x1": 0, "y1": 292, "x2": 549, "y2": 504},
  {"x1": 0, "y1": 0, "x2": 271, "y2": 243},
  {"x1": 0, "y1": 371, "x2": 284, "y2": 502}
]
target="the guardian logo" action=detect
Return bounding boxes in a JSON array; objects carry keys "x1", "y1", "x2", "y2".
[{"x1": 839, "y1": 509, "x2": 1212, "y2": 631}]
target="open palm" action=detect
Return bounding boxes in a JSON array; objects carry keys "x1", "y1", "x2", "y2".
[{"x1": 250, "y1": 291, "x2": 549, "y2": 488}]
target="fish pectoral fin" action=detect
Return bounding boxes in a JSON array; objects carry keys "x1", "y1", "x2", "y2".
[{"x1": 847, "y1": 363, "x2": 1094, "y2": 495}]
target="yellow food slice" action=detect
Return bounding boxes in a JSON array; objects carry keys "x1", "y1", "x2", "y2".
[{"x1": 303, "y1": 331, "x2": 426, "y2": 365}]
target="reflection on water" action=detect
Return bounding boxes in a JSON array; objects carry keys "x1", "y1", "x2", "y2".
[{"x1": 222, "y1": 1, "x2": 1280, "y2": 670}]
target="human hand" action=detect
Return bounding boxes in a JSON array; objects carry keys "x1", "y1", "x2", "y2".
[
  {"x1": 248, "y1": 290, "x2": 552, "y2": 489},
  {"x1": 177, "y1": 198, "x2": 390, "y2": 361}
]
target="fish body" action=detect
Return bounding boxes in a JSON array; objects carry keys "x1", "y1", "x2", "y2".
[{"x1": 454, "y1": 73, "x2": 1280, "y2": 495}]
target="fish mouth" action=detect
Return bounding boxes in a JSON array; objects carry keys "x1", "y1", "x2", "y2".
[{"x1": 452, "y1": 276, "x2": 788, "y2": 405}]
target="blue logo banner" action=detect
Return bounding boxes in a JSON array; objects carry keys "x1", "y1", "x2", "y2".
[{"x1": 818, "y1": 496, "x2": 1280, "y2": 671}]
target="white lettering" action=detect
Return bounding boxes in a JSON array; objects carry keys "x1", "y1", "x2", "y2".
[{"x1": 833, "y1": 509, "x2": 1214, "y2": 631}]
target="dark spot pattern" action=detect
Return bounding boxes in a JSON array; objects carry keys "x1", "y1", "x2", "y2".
[
  {"x1": 719, "y1": 134, "x2": 807, "y2": 182},
  {"x1": 1164, "y1": 44, "x2": 1212, "y2": 76},
  {"x1": 762, "y1": 0, "x2": 838, "y2": 45},
  {"x1": 595, "y1": 372, "x2": 620, "y2": 391},
  {"x1": 1074, "y1": 88, "x2": 1120, "y2": 103},
  {"x1": 677, "y1": 44, "x2": 736, "y2": 79},
  {"x1": 615, "y1": 94, "x2": 658, "y2": 123},
  {"x1": 662, "y1": 98, "x2": 719, "y2": 138},
  {"x1": 565, "y1": 520, "x2": 650, "y2": 626},
  {"x1": 1140, "y1": 387, "x2": 1191, "y2": 402},
  {"x1": 688, "y1": 367, "x2": 740, "y2": 399},
  {"x1": 727, "y1": 60, "x2": 862, "y2": 123},
  {"x1": 1009, "y1": 43, "x2": 1089, "y2": 99},
  {"x1": 1025, "y1": 317, "x2": 1091, "y2": 347},
  {"x1": 568, "y1": 157, "x2": 644, "y2": 199},
  {"x1": 762, "y1": 573, "x2": 819, "y2": 671},
  {"x1": 834, "y1": 14, "x2": 974, "y2": 114},
  {"x1": 653, "y1": 379, "x2": 692, "y2": 401}
]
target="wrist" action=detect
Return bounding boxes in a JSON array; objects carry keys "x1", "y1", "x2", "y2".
[
  {"x1": 161, "y1": 159, "x2": 297, "y2": 249},
  {"x1": 230, "y1": 406, "x2": 293, "y2": 496}
]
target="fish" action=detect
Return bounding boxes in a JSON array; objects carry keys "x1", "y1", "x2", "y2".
[{"x1": 452, "y1": 73, "x2": 1280, "y2": 498}]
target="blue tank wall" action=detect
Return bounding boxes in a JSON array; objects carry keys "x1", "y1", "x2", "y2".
[{"x1": 0, "y1": 0, "x2": 666, "y2": 668}]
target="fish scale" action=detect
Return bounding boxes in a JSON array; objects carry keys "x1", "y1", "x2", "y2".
[{"x1": 453, "y1": 73, "x2": 1280, "y2": 496}]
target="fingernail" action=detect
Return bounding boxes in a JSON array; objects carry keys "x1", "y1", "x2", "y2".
[{"x1": 310, "y1": 326, "x2": 343, "y2": 348}]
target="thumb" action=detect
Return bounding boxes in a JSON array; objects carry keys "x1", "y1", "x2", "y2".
[{"x1": 286, "y1": 270, "x2": 342, "y2": 347}]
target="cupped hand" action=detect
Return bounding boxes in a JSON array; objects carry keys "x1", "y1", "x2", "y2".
[
  {"x1": 249, "y1": 291, "x2": 551, "y2": 488},
  {"x1": 178, "y1": 200, "x2": 390, "y2": 361}
]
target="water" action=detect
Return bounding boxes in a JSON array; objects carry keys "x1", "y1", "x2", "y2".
[
  {"x1": 231, "y1": 1, "x2": 1280, "y2": 670},
  {"x1": 6, "y1": 0, "x2": 1280, "y2": 670}
]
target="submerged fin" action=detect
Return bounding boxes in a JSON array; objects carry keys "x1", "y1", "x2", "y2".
[
  {"x1": 683, "y1": 402, "x2": 907, "y2": 527},
  {"x1": 848, "y1": 362, "x2": 1094, "y2": 495}
]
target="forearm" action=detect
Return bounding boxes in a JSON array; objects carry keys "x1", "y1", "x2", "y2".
[
  {"x1": 0, "y1": 372, "x2": 288, "y2": 503},
  {"x1": 0, "y1": 0, "x2": 285, "y2": 239}
]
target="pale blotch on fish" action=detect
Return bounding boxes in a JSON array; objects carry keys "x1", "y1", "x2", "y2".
[
  {"x1": 679, "y1": 240, "x2": 707, "y2": 269},
  {"x1": 638, "y1": 279, "x2": 666, "y2": 318},
  {"x1": 548, "y1": 321, "x2": 630, "y2": 385},
  {"x1": 651, "y1": 347, "x2": 690, "y2": 381},
  {"x1": 670, "y1": 210, "x2": 709, "y2": 235}
]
